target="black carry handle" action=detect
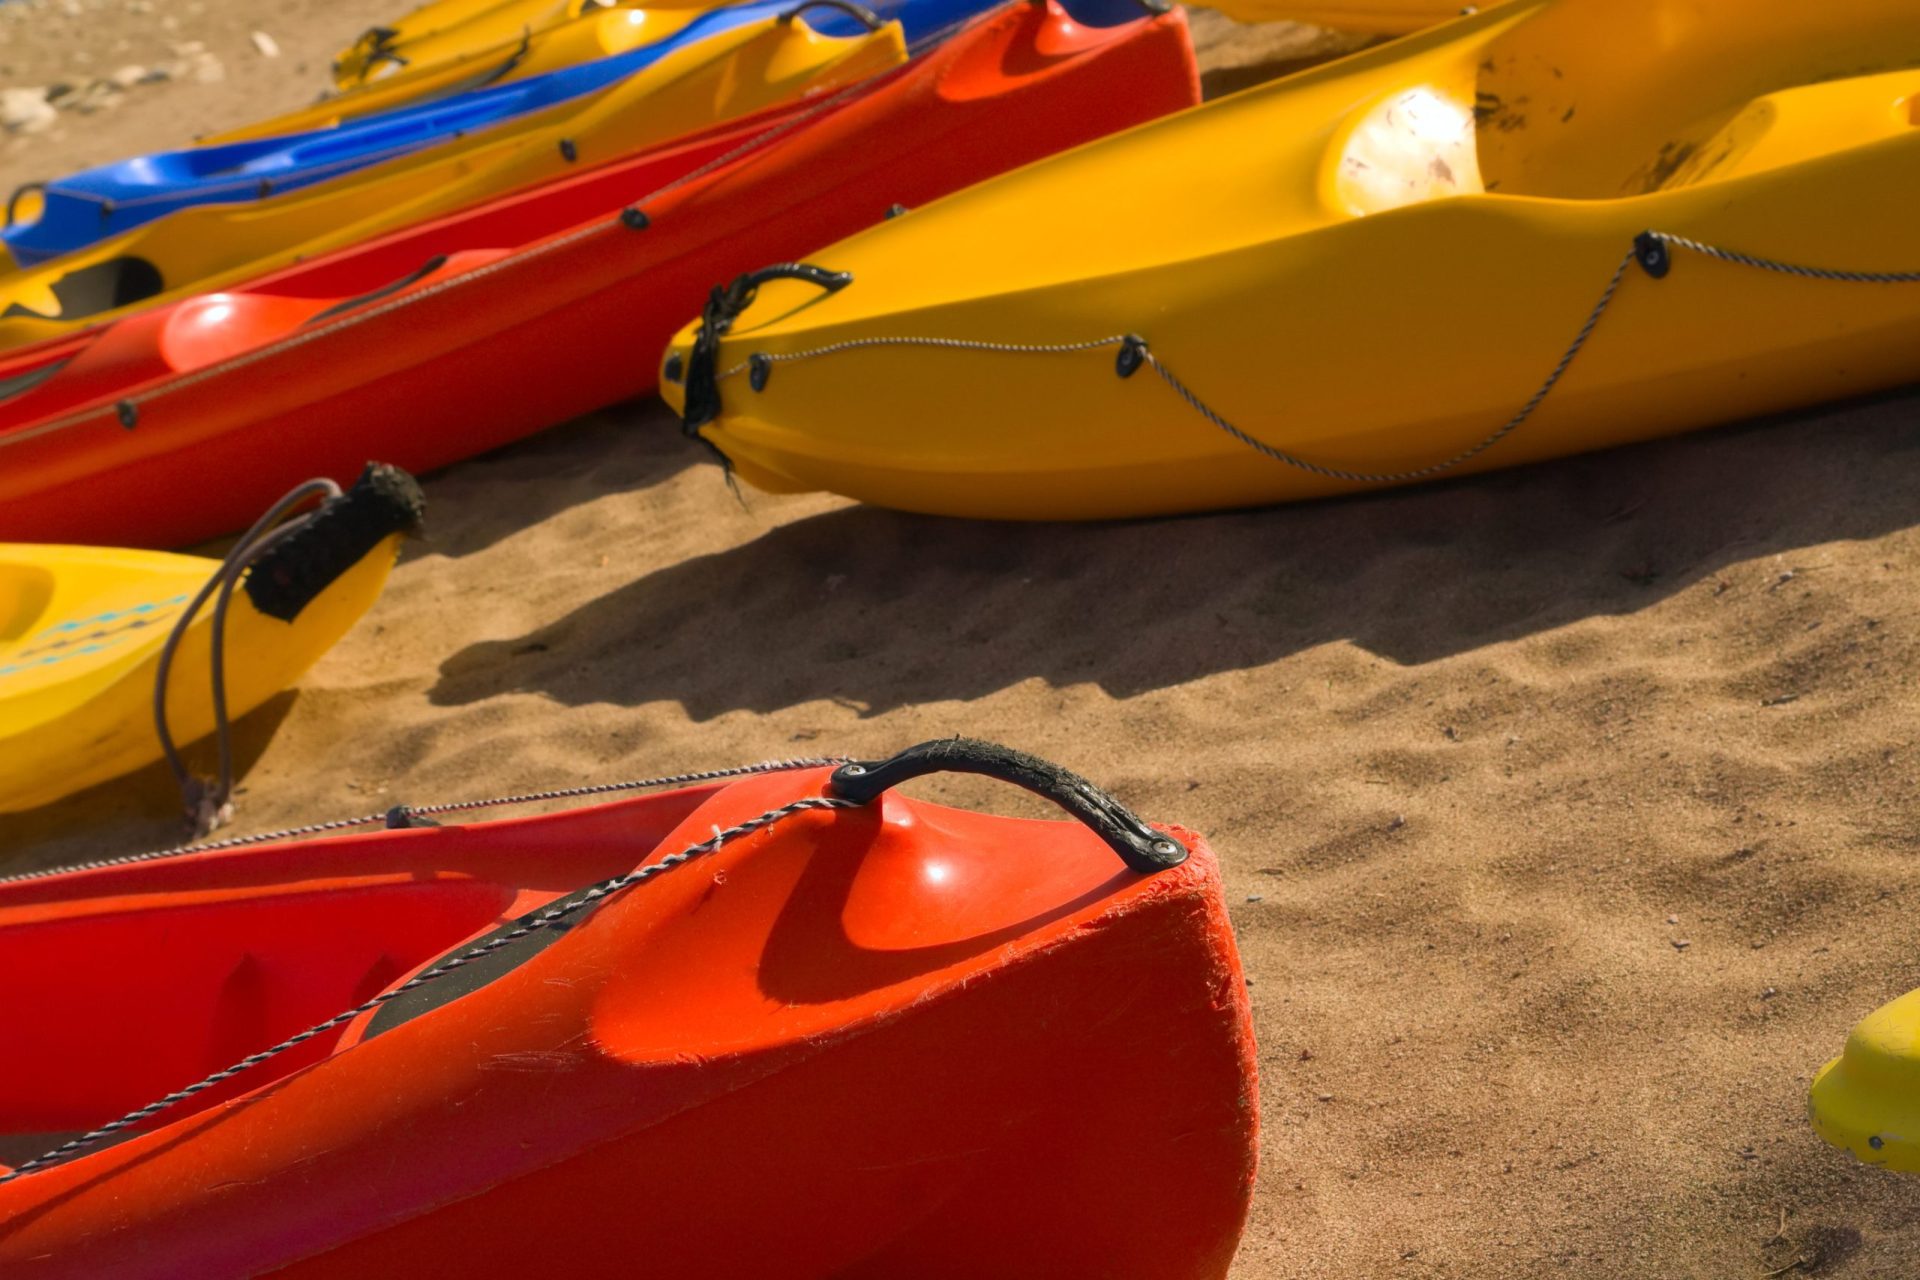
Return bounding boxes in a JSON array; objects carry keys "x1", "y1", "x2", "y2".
[
  {"x1": 778, "y1": 0, "x2": 885, "y2": 29},
  {"x1": 680, "y1": 261, "x2": 853, "y2": 432},
  {"x1": 827, "y1": 738, "x2": 1188, "y2": 874},
  {"x1": 244, "y1": 462, "x2": 426, "y2": 621},
  {"x1": 302, "y1": 255, "x2": 449, "y2": 328}
]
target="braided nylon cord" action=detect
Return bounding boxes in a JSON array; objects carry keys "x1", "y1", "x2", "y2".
[
  {"x1": 708, "y1": 231, "x2": 1920, "y2": 484},
  {"x1": 0, "y1": 792, "x2": 856, "y2": 1182},
  {"x1": 0, "y1": 755, "x2": 846, "y2": 887},
  {"x1": 1140, "y1": 246, "x2": 1636, "y2": 484},
  {"x1": 714, "y1": 332, "x2": 1131, "y2": 384},
  {"x1": 1657, "y1": 233, "x2": 1920, "y2": 284}
]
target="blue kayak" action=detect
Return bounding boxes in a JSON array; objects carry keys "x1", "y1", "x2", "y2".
[{"x1": 1, "y1": 0, "x2": 1036, "y2": 267}]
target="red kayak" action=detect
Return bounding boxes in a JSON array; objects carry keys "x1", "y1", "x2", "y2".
[
  {"x1": 0, "y1": 739, "x2": 1257, "y2": 1276},
  {"x1": 0, "y1": 2, "x2": 1199, "y2": 548}
]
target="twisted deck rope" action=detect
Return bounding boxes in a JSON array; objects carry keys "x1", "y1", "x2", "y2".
[
  {"x1": 702, "y1": 230, "x2": 1920, "y2": 486},
  {"x1": 0, "y1": 755, "x2": 845, "y2": 887},
  {"x1": 0, "y1": 791, "x2": 854, "y2": 1182}
]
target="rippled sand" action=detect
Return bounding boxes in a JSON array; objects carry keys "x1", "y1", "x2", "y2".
[{"x1": 6, "y1": 6, "x2": 1918, "y2": 1275}]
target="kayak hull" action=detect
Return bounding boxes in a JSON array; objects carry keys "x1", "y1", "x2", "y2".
[
  {"x1": 1810, "y1": 987, "x2": 1920, "y2": 1175},
  {"x1": 0, "y1": 2, "x2": 1200, "y2": 547},
  {"x1": 1206, "y1": 0, "x2": 1465, "y2": 34},
  {"x1": 5, "y1": 0, "x2": 902, "y2": 264},
  {"x1": 658, "y1": 0, "x2": 1920, "y2": 520},
  {"x1": 224, "y1": 5, "x2": 707, "y2": 143},
  {"x1": 0, "y1": 465, "x2": 420, "y2": 813},
  {"x1": 0, "y1": 756, "x2": 1258, "y2": 1277},
  {"x1": 0, "y1": 11, "x2": 909, "y2": 353}
]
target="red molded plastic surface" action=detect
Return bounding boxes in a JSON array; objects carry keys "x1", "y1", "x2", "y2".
[
  {"x1": 0, "y1": 764, "x2": 1257, "y2": 1277},
  {"x1": 0, "y1": 2, "x2": 1201, "y2": 547}
]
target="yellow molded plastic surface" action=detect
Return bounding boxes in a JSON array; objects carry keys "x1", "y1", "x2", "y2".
[
  {"x1": 332, "y1": 0, "x2": 706, "y2": 89},
  {"x1": 216, "y1": 2, "x2": 709, "y2": 142},
  {"x1": 1208, "y1": 0, "x2": 1475, "y2": 36},
  {"x1": 1810, "y1": 988, "x2": 1920, "y2": 1175},
  {"x1": 660, "y1": 0, "x2": 1920, "y2": 520},
  {"x1": 0, "y1": 536, "x2": 402, "y2": 813},
  {"x1": 0, "y1": 14, "x2": 906, "y2": 350}
]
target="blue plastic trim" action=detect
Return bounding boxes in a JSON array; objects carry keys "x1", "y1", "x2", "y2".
[{"x1": 2, "y1": 0, "x2": 1025, "y2": 265}]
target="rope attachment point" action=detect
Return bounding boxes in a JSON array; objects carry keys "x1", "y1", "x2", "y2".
[
  {"x1": 680, "y1": 261, "x2": 853, "y2": 432},
  {"x1": 1633, "y1": 231, "x2": 1671, "y2": 279}
]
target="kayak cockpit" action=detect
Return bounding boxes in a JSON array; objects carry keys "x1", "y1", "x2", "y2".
[
  {"x1": 0, "y1": 564, "x2": 54, "y2": 643},
  {"x1": 0, "y1": 784, "x2": 715, "y2": 1160},
  {"x1": 1469, "y1": 0, "x2": 1920, "y2": 199},
  {"x1": 0, "y1": 875, "x2": 526, "y2": 1140},
  {"x1": 1327, "y1": 1, "x2": 1920, "y2": 215}
]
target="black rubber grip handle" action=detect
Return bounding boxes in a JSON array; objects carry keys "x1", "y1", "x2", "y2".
[
  {"x1": 778, "y1": 0, "x2": 884, "y2": 29},
  {"x1": 244, "y1": 462, "x2": 425, "y2": 621},
  {"x1": 827, "y1": 738, "x2": 1187, "y2": 873}
]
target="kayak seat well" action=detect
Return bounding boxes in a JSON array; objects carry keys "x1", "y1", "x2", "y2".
[
  {"x1": 154, "y1": 251, "x2": 498, "y2": 374},
  {"x1": 0, "y1": 779, "x2": 717, "y2": 1145},
  {"x1": 0, "y1": 357, "x2": 72, "y2": 408},
  {"x1": 1641, "y1": 72, "x2": 1920, "y2": 192},
  {"x1": 1468, "y1": 4, "x2": 1920, "y2": 199},
  {"x1": 1, "y1": 256, "x2": 165, "y2": 324},
  {"x1": 1328, "y1": 14, "x2": 1920, "y2": 217},
  {"x1": 0, "y1": 564, "x2": 55, "y2": 642},
  {"x1": 0, "y1": 876, "x2": 535, "y2": 1134}
]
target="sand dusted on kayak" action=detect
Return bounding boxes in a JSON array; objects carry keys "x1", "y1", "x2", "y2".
[{"x1": 4, "y1": 4, "x2": 1919, "y2": 1279}]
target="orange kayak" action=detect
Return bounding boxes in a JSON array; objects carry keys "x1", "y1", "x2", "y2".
[{"x1": 0, "y1": 739, "x2": 1259, "y2": 1277}]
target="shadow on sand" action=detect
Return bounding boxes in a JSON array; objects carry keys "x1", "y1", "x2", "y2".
[
  {"x1": 0, "y1": 693, "x2": 297, "y2": 874},
  {"x1": 431, "y1": 386, "x2": 1920, "y2": 721},
  {"x1": 415, "y1": 400, "x2": 703, "y2": 561}
]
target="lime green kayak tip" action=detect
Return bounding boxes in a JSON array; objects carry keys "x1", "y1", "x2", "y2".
[{"x1": 1810, "y1": 987, "x2": 1920, "y2": 1174}]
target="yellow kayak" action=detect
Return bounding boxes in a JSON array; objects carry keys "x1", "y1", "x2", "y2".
[
  {"x1": 216, "y1": 2, "x2": 710, "y2": 143},
  {"x1": 1208, "y1": 0, "x2": 1472, "y2": 35},
  {"x1": 0, "y1": 11, "x2": 905, "y2": 351},
  {"x1": 332, "y1": 0, "x2": 701, "y2": 89},
  {"x1": 0, "y1": 465, "x2": 421, "y2": 818},
  {"x1": 1810, "y1": 987, "x2": 1920, "y2": 1174},
  {"x1": 661, "y1": 0, "x2": 1920, "y2": 521}
]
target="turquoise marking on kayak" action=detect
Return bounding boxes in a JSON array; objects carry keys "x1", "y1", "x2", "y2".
[
  {"x1": 0, "y1": 633, "x2": 130, "y2": 680},
  {"x1": 33, "y1": 593, "x2": 189, "y2": 640}
]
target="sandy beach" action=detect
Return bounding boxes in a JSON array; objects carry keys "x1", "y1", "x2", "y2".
[{"x1": 4, "y1": 2, "x2": 1919, "y2": 1274}]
